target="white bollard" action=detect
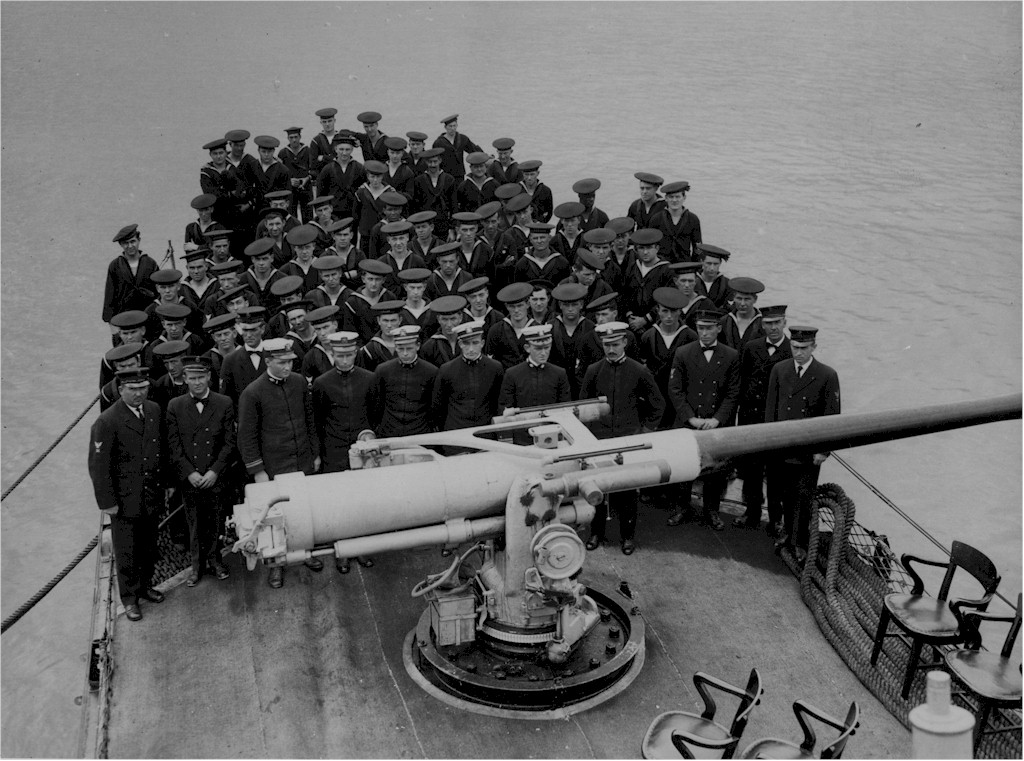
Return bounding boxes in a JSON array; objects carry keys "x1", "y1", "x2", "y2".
[{"x1": 910, "y1": 671, "x2": 975, "y2": 759}]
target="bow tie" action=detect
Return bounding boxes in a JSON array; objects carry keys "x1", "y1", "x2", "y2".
[
  {"x1": 247, "y1": 348, "x2": 261, "y2": 354},
  {"x1": 701, "y1": 344, "x2": 717, "y2": 351}
]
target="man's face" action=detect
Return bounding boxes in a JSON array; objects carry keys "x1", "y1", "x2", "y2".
[
  {"x1": 209, "y1": 147, "x2": 227, "y2": 164},
  {"x1": 602, "y1": 336, "x2": 627, "y2": 362},
  {"x1": 414, "y1": 222, "x2": 434, "y2": 241},
  {"x1": 258, "y1": 146, "x2": 275, "y2": 162},
  {"x1": 332, "y1": 347, "x2": 357, "y2": 372},
  {"x1": 409, "y1": 140, "x2": 424, "y2": 155},
  {"x1": 763, "y1": 316, "x2": 786, "y2": 343},
  {"x1": 458, "y1": 223, "x2": 478, "y2": 244},
  {"x1": 362, "y1": 273, "x2": 384, "y2": 295},
  {"x1": 185, "y1": 370, "x2": 211, "y2": 397},
  {"x1": 592, "y1": 242, "x2": 613, "y2": 261},
  {"x1": 270, "y1": 198, "x2": 290, "y2": 211},
  {"x1": 119, "y1": 382, "x2": 149, "y2": 407},
  {"x1": 378, "y1": 313, "x2": 401, "y2": 337},
  {"x1": 445, "y1": 120, "x2": 458, "y2": 137},
  {"x1": 212, "y1": 327, "x2": 237, "y2": 353},
  {"x1": 470, "y1": 162, "x2": 486, "y2": 179},
  {"x1": 165, "y1": 357, "x2": 185, "y2": 379},
  {"x1": 437, "y1": 253, "x2": 459, "y2": 277},
  {"x1": 219, "y1": 272, "x2": 240, "y2": 290},
  {"x1": 497, "y1": 148, "x2": 513, "y2": 163},
  {"x1": 187, "y1": 260, "x2": 208, "y2": 281},
  {"x1": 574, "y1": 266, "x2": 597, "y2": 287},
  {"x1": 239, "y1": 323, "x2": 264, "y2": 347},
  {"x1": 562, "y1": 216, "x2": 581, "y2": 236},
  {"x1": 593, "y1": 307, "x2": 617, "y2": 325},
  {"x1": 251, "y1": 253, "x2": 274, "y2": 276},
  {"x1": 162, "y1": 319, "x2": 186, "y2": 340},
  {"x1": 404, "y1": 282, "x2": 426, "y2": 302},
  {"x1": 287, "y1": 133, "x2": 302, "y2": 149},
  {"x1": 636, "y1": 244, "x2": 659, "y2": 265},
  {"x1": 526, "y1": 341, "x2": 551, "y2": 364},
  {"x1": 332, "y1": 229, "x2": 354, "y2": 249},
  {"x1": 665, "y1": 191, "x2": 685, "y2": 211},
  {"x1": 119, "y1": 234, "x2": 141, "y2": 257},
  {"x1": 112, "y1": 356, "x2": 142, "y2": 373},
  {"x1": 266, "y1": 356, "x2": 292, "y2": 379},
  {"x1": 211, "y1": 239, "x2": 230, "y2": 260},
  {"x1": 639, "y1": 181, "x2": 658, "y2": 202},
  {"x1": 790, "y1": 340, "x2": 816, "y2": 364},
  {"x1": 226, "y1": 295, "x2": 248, "y2": 315},
  {"x1": 228, "y1": 140, "x2": 246, "y2": 156},
  {"x1": 529, "y1": 232, "x2": 550, "y2": 254},
  {"x1": 426, "y1": 157, "x2": 442, "y2": 172},
  {"x1": 560, "y1": 299, "x2": 584, "y2": 322},
  {"x1": 294, "y1": 242, "x2": 316, "y2": 262},
  {"x1": 529, "y1": 289, "x2": 550, "y2": 314},
  {"x1": 467, "y1": 289, "x2": 488, "y2": 313},
  {"x1": 320, "y1": 117, "x2": 335, "y2": 132},
  {"x1": 578, "y1": 192, "x2": 595, "y2": 211},
  {"x1": 515, "y1": 207, "x2": 534, "y2": 226},
  {"x1": 675, "y1": 273, "x2": 696, "y2": 298},
  {"x1": 363, "y1": 121, "x2": 379, "y2": 136},
  {"x1": 286, "y1": 309, "x2": 309, "y2": 333},
  {"x1": 438, "y1": 313, "x2": 462, "y2": 337},
  {"x1": 460, "y1": 335, "x2": 484, "y2": 361},
  {"x1": 334, "y1": 144, "x2": 353, "y2": 161},
  {"x1": 118, "y1": 325, "x2": 146, "y2": 344},
  {"x1": 320, "y1": 269, "x2": 343, "y2": 289},
  {"x1": 696, "y1": 321, "x2": 722, "y2": 347},
  {"x1": 197, "y1": 208, "x2": 213, "y2": 223},
  {"x1": 507, "y1": 300, "x2": 529, "y2": 321},
  {"x1": 657, "y1": 305, "x2": 682, "y2": 332},
  {"x1": 611, "y1": 234, "x2": 629, "y2": 254},
  {"x1": 265, "y1": 216, "x2": 284, "y2": 237},
  {"x1": 396, "y1": 342, "x2": 419, "y2": 363},
  {"x1": 522, "y1": 170, "x2": 539, "y2": 188},
  {"x1": 366, "y1": 171, "x2": 385, "y2": 187},
  {"x1": 387, "y1": 148, "x2": 404, "y2": 163},
  {"x1": 315, "y1": 204, "x2": 333, "y2": 224},
  {"x1": 732, "y1": 292, "x2": 756, "y2": 316},
  {"x1": 482, "y1": 215, "x2": 499, "y2": 235},
  {"x1": 388, "y1": 233, "x2": 409, "y2": 256},
  {"x1": 383, "y1": 204, "x2": 403, "y2": 222},
  {"x1": 313, "y1": 320, "x2": 339, "y2": 342},
  {"x1": 156, "y1": 283, "x2": 179, "y2": 302},
  {"x1": 701, "y1": 256, "x2": 722, "y2": 279}
]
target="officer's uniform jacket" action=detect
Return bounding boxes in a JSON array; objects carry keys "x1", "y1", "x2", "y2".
[
  {"x1": 668, "y1": 342, "x2": 741, "y2": 428},
  {"x1": 88, "y1": 399, "x2": 164, "y2": 518},
  {"x1": 738, "y1": 336, "x2": 792, "y2": 426},
  {"x1": 219, "y1": 345, "x2": 267, "y2": 405},
  {"x1": 311, "y1": 366, "x2": 375, "y2": 472},
  {"x1": 580, "y1": 357, "x2": 665, "y2": 439},
  {"x1": 498, "y1": 360, "x2": 571, "y2": 412},
  {"x1": 237, "y1": 373, "x2": 319, "y2": 477},
  {"x1": 371, "y1": 358, "x2": 438, "y2": 437},
  {"x1": 764, "y1": 357, "x2": 841, "y2": 451},
  {"x1": 432, "y1": 355, "x2": 504, "y2": 430},
  {"x1": 165, "y1": 390, "x2": 236, "y2": 483}
]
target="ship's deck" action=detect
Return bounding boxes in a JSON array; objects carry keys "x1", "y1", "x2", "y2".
[{"x1": 101, "y1": 502, "x2": 909, "y2": 759}]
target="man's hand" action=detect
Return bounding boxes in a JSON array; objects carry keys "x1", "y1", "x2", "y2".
[
  {"x1": 201, "y1": 470, "x2": 218, "y2": 488},
  {"x1": 703, "y1": 419, "x2": 721, "y2": 430},
  {"x1": 627, "y1": 315, "x2": 647, "y2": 331},
  {"x1": 313, "y1": 457, "x2": 322, "y2": 473},
  {"x1": 688, "y1": 417, "x2": 703, "y2": 429},
  {"x1": 101, "y1": 506, "x2": 119, "y2": 516},
  {"x1": 188, "y1": 472, "x2": 204, "y2": 488},
  {"x1": 812, "y1": 452, "x2": 830, "y2": 466},
  {"x1": 254, "y1": 471, "x2": 270, "y2": 483}
]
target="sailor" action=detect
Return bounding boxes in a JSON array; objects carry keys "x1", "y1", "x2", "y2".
[
  {"x1": 282, "y1": 299, "x2": 317, "y2": 369},
  {"x1": 307, "y1": 195, "x2": 337, "y2": 249},
  {"x1": 309, "y1": 107, "x2": 340, "y2": 174},
  {"x1": 224, "y1": 129, "x2": 261, "y2": 248},
  {"x1": 475, "y1": 201, "x2": 504, "y2": 249},
  {"x1": 277, "y1": 127, "x2": 312, "y2": 221},
  {"x1": 87, "y1": 367, "x2": 166, "y2": 622},
  {"x1": 764, "y1": 326, "x2": 841, "y2": 564},
  {"x1": 669, "y1": 261, "x2": 714, "y2": 322},
  {"x1": 408, "y1": 147, "x2": 457, "y2": 240},
  {"x1": 257, "y1": 207, "x2": 292, "y2": 268},
  {"x1": 355, "y1": 162, "x2": 397, "y2": 255},
  {"x1": 404, "y1": 130, "x2": 429, "y2": 175},
  {"x1": 561, "y1": 248, "x2": 614, "y2": 305},
  {"x1": 218, "y1": 306, "x2": 268, "y2": 406},
  {"x1": 694, "y1": 243, "x2": 733, "y2": 310},
  {"x1": 356, "y1": 300, "x2": 405, "y2": 372},
  {"x1": 497, "y1": 323, "x2": 571, "y2": 412},
  {"x1": 666, "y1": 308, "x2": 741, "y2": 532},
  {"x1": 199, "y1": 138, "x2": 241, "y2": 235},
  {"x1": 527, "y1": 280, "x2": 555, "y2": 326},
  {"x1": 281, "y1": 224, "x2": 322, "y2": 294},
  {"x1": 418, "y1": 294, "x2": 467, "y2": 368},
  {"x1": 204, "y1": 228, "x2": 234, "y2": 265},
  {"x1": 237, "y1": 337, "x2": 323, "y2": 588},
  {"x1": 649, "y1": 181, "x2": 702, "y2": 263},
  {"x1": 354, "y1": 110, "x2": 389, "y2": 164},
  {"x1": 102, "y1": 224, "x2": 159, "y2": 342},
  {"x1": 517, "y1": 159, "x2": 553, "y2": 224},
  {"x1": 409, "y1": 210, "x2": 443, "y2": 267},
  {"x1": 397, "y1": 268, "x2": 437, "y2": 336},
  {"x1": 371, "y1": 325, "x2": 438, "y2": 437},
  {"x1": 318, "y1": 218, "x2": 363, "y2": 290},
  {"x1": 245, "y1": 135, "x2": 291, "y2": 202},
  {"x1": 101, "y1": 311, "x2": 149, "y2": 388},
  {"x1": 377, "y1": 219, "x2": 427, "y2": 296},
  {"x1": 181, "y1": 249, "x2": 221, "y2": 316},
  {"x1": 492, "y1": 192, "x2": 534, "y2": 291},
  {"x1": 301, "y1": 305, "x2": 343, "y2": 381},
  {"x1": 310, "y1": 330, "x2": 377, "y2": 574},
  {"x1": 456, "y1": 152, "x2": 498, "y2": 212},
  {"x1": 144, "y1": 269, "x2": 201, "y2": 341},
  {"x1": 581, "y1": 321, "x2": 665, "y2": 555},
  {"x1": 485, "y1": 282, "x2": 536, "y2": 370},
  {"x1": 165, "y1": 355, "x2": 236, "y2": 587},
  {"x1": 149, "y1": 340, "x2": 191, "y2": 410},
  {"x1": 575, "y1": 292, "x2": 641, "y2": 390},
  {"x1": 627, "y1": 172, "x2": 667, "y2": 229},
  {"x1": 602, "y1": 218, "x2": 636, "y2": 294},
  {"x1": 366, "y1": 191, "x2": 409, "y2": 259},
  {"x1": 144, "y1": 304, "x2": 206, "y2": 378},
  {"x1": 622, "y1": 228, "x2": 675, "y2": 334},
  {"x1": 515, "y1": 223, "x2": 571, "y2": 285},
  {"x1": 209, "y1": 259, "x2": 245, "y2": 304},
  {"x1": 638, "y1": 287, "x2": 697, "y2": 429},
  {"x1": 98, "y1": 342, "x2": 146, "y2": 412},
  {"x1": 184, "y1": 193, "x2": 225, "y2": 250},
  {"x1": 458, "y1": 276, "x2": 505, "y2": 336},
  {"x1": 425, "y1": 241, "x2": 472, "y2": 300},
  {"x1": 494, "y1": 182, "x2": 525, "y2": 234},
  {"x1": 242, "y1": 238, "x2": 286, "y2": 314},
  {"x1": 432, "y1": 321, "x2": 504, "y2": 430},
  {"x1": 316, "y1": 131, "x2": 365, "y2": 221},
  {"x1": 451, "y1": 211, "x2": 492, "y2": 277},
  {"x1": 307, "y1": 253, "x2": 357, "y2": 310},
  {"x1": 258, "y1": 189, "x2": 301, "y2": 236},
  {"x1": 549, "y1": 282, "x2": 594, "y2": 399},
  {"x1": 572, "y1": 178, "x2": 610, "y2": 233},
  {"x1": 432, "y1": 114, "x2": 483, "y2": 181},
  {"x1": 202, "y1": 312, "x2": 241, "y2": 379},
  {"x1": 488, "y1": 137, "x2": 521, "y2": 185},
  {"x1": 551, "y1": 202, "x2": 586, "y2": 263},
  {"x1": 264, "y1": 275, "x2": 306, "y2": 339},
  {"x1": 718, "y1": 276, "x2": 766, "y2": 349},
  {"x1": 212, "y1": 284, "x2": 252, "y2": 323},
  {"x1": 735, "y1": 305, "x2": 792, "y2": 533},
  {"x1": 383, "y1": 136, "x2": 415, "y2": 198},
  {"x1": 345, "y1": 259, "x2": 396, "y2": 343}
]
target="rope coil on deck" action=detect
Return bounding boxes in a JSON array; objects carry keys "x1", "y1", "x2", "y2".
[{"x1": 799, "y1": 484, "x2": 1021, "y2": 759}]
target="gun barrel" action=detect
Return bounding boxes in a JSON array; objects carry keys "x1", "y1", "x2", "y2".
[{"x1": 692, "y1": 393, "x2": 1022, "y2": 469}]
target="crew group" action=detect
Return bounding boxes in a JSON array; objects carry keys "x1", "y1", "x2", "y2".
[{"x1": 89, "y1": 109, "x2": 841, "y2": 621}]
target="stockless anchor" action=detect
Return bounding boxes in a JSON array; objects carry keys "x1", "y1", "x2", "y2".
[{"x1": 226, "y1": 394, "x2": 1022, "y2": 717}]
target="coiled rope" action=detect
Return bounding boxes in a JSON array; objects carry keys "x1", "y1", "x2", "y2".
[{"x1": 1, "y1": 392, "x2": 100, "y2": 503}]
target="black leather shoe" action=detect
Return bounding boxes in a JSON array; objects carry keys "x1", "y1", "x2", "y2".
[
  {"x1": 704, "y1": 513, "x2": 725, "y2": 531},
  {"x1": 139, "y1": 588, "x2": 165, "y2": 603},
  {"x1": 186, "y1": 572, "x2": 201, "y2": 588},
  {"x1": 621, "y1": 540, "x2": 636, "y2": 555},
  {"x1": 124, "y1": 603, "x2": 143, "y2": 621},
  {"x1": 336, "y1": 559, "x2": 351, "y2": 574},
  {"x1": 268, "y1": 567, "x2": 284, "y2": 588},
  {"x1": 212, "y1": 562, "x2": 230, "y2": 580},
  {"x1": 356, "y1": 556, "x2": 374, "y2": 568},
  {"x1": 585, "y1": 536, "x2": 604, "y2": 551},
  {"x1": 666, "y1": 511, "x2": 685, "y2": 527},
  {"x1": 305, "y1": 557, "x2": 324, "y2": 572}
]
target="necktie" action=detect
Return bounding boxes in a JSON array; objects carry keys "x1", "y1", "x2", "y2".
[
  {"x1": 130, "y1": 406, "x2": 143, "y2": 420},
  {"x1": 797, "y1": 364, "x2": 805, "y2": 378}
]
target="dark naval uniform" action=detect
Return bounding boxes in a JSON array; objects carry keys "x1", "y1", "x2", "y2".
[
  {"x1": 498, "y1": 359, "x2": 571, "y2": 412},
  {"x1": 371, "y1": 357, "x2": 438, "y2": 437},
  {"x1": 695, "y1": 275, "x2": 732, "y2": 310},
  {"x1": 419, "y1": 333, "x2": 460, "y2": 369},
  {"x1": 410, "y1": 173, "x2": 458, "y2": 239},
  {"x1": 312, "y1": 365, "x2": 375, "y2": 472},
  {"x1": 301, "y1": 342, "x2": 335, "y2": 381},
  {"x1": 102, "y1": 254, "x2": 159, "y2": 323},
  {"x1": 237, "y1": 373, "x2": 319, "y2": 478},
  {"x1": 356, "y1": 336, "x2": 396, "y2": 372},
  {"x1": 485, "y1": 319, "x2": 534, "y2": 370},
  {"x1": 432, "y1": 132, "x2": 482, "y2": 181},
  {"x1": 316, "y1": 159, "x2": 366, "y2": 220},
  {"x1": 649, "y1": 208, "x2": 702, "y2": 263},
  {"x1": 432, "y1": 354, "x2": 504, "y2": 430},
  {"x1": 621, "y1": 260, "x2": 675, "y2": 326},
  {"x1": 87, "y1": 398, "x2": 164, "y2": 605},
  {"x1": 219, "y1": 345, "x2": 267, "y2": 406},
  {"x1": 514, "y1": 253, "x2": 571, "y2": 287},
  {"x1": 719, "y1": 312, "x2": 765, "y2": 350},
  {"x1": 638, "y1": 324, "x2": 698, "y2": 429},
  {"x1": 626, "y1": 197, "x2": 666, "y2": 229},
  {"x1": 521, "y1": 182, "x2": 554, "y2": 224}
]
